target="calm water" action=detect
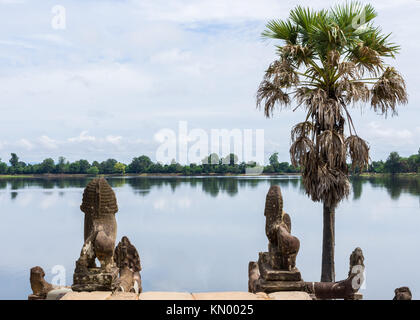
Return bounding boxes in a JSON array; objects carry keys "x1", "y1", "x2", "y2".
[{"x1": 0, "y1": 176, "x2": 419, "y2": 300}]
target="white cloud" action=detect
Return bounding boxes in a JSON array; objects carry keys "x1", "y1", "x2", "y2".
[
  {"x1": 68, "y1": 131, "x2": 96, "y2": 143},
  {"x1": 368, "y1": 121, "x2": 414, "y2": 142},
  {"x1": 0, "y1": 0, "x2": 418, "y2": 164},
  {"x1": 38, "y1": 135, "x2": 58, "y2": 149},
  {"x1": 16, "y1": 139, "x2": 34, "y2": 150},
  {"x1": 151, "y1": 48, "x2": 192, "y2": 64},
  {"x1": 30, "y1": 34, "x2": 72, "y2": 47},
  {"x1": 105, "y1": 135, "x2": 123, "y2": 145},
  {"x1": 0, "y1": 0, "x2": 25, "y2": 4}
]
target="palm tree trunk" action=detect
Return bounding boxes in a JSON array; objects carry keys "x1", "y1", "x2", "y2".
[{"x1": 321, "y1": 202, "x2": 335, "y2": 282}]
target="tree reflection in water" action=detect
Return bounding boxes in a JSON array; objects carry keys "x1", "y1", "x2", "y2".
[{"x1": 0, "y1": 175, "x2": 418, "y2": 202}]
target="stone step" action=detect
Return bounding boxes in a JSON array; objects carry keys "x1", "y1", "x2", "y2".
[{"x1": 59, "y1": 291, "x2": 312, "y2": 300}]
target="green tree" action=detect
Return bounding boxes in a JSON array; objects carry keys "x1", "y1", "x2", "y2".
[
  {"x1": 56, "y1": 156, "x2": 67, "y2": 173},
  {"x1": 87, "y1": 166, "x2": 99, "y2": 175},
  {"x1": 114, "y1": 162, "x2": 126, "y2": 174},
  {"x1": 128, "y1": 156, "x2": 152, "y2": 173},
  {"x1": 69, "y1": 161, "x2": 80, "y2": 173},
  {"x1": 0, "y1": 159, "x2": 7, "y2": 174},
  {"x1": 78, "y1": 160, "x2": 90, "y2": 174},
  {"x1": 40, "y1": 158, "x2": 55, "y2": 173},
  {"x1": 100, "y1": 159, "x2": 118, "y2": 174},
  {"x1": 384, "y1": 152, "x2": 402, "y2": 174},
  {"x1": 257, "y1": 2, "x2": 407, "y2": 282},
  {"x1": 269, "y1": 152, "x2": 280, "y2": 171},
  {"x1": 9, "y1": 153, "x2": 19, "y2": 168},
  {"x1": 223, "y1": 153, "x2": 239, "y2": 166}
]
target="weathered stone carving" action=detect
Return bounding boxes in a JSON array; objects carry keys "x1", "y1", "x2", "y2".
[
  {"x1": 249, "y1": 186, "x2": 304, "y2": 294},
  {"x1": 114, "y1": 236, "x2": 142, "y2": 293},
  {"x1": 28, "y1": 266, "x2": 54, "y2": 300},
  {"x1": 72, "y1": 178, "x2": 119, "y2": 292},
  {"x1": 348, "y1": 247, "x2": 364, "y2": 277},
  {"x1": 304, "y1": 247, "x2": 365, "y2": 300},
  {"x1": 264, "y1": 185, "x2": 300, "y2": 270},
  {"x1": 393, "y1": 287, "x2": 412, "y2": 300}
]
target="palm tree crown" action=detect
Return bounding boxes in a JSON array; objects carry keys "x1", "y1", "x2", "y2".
[{"x1": 257, "y1": 2, "x2": 407, "y2": 207}]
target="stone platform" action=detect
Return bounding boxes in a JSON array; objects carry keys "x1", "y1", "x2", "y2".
[
  {"x1": 58, "y1": 291, "x2": 312, "y2": 300},
  {"x1": 72, "y1": 267, "x2": 119, "y2": 292}
]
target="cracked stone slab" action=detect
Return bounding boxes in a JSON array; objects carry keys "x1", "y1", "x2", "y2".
[
  {"x1": 60, "y1": 291, "x2": 112, "y2": 300},
  {"x1": 108, "y1": 292, "x2": 139, "y2": 300},
  {"x1": 268, "y1": 291, "x2": 312, "y2": 300},
  {"x1": 192, "y1": 292, "x2": 269, "y2": 300},
  {"x1": 139, "y1": 292, "x2": 194, "y2": 300}
]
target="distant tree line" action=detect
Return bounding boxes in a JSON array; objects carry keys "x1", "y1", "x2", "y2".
[
  {"x1": 365, "y1": 149, "x2": 420, "y2": 174},
  {"x1": 0, "y1": 149, "x2": 419, "y2": 175}
]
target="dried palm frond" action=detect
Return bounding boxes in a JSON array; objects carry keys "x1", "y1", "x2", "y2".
[
  {"x1": 346, "y1": 135, "x2": 370, "y2": 170},
  {"x1": 291, "y1": 121, "x2": 314, "y2": 141},
  {"x1": 371, "y1": 67, "x2": 408, "y2": 116},
  {"x1": 336, "y1": 79, "x2": 370, "y2": 104},
  {"x1": 297, "y1": 88, "x2": 343, "y2": 130},
  {"x1": 327, "y1": 50, "x2": 340, "y2": 67},
  {"x1": 349, "y1": 44, "x2": 382, "y2": 75},
  {"x1": 337, "y1": 61, "x2": 358, "y2": 79},
  {"x1": 264, "y1": 59, "x2": 299, "y2": 88},
  {"x1": 290, "y1": 136, "x2": 314, "y2": 167},
  {"x1": 301, "y1": 164, "x2": 350, "y2": 205},
  {"x1": 316, "y1": 130, "x2": 346, "y2": 168},
  {"x1": 256, "y1": 80, "x2": 291, "y2": 117},
  {"x1": 280, "y1": 44, "x2": 313, "y2": 66}
]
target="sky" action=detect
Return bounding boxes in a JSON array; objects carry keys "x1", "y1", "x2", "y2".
[{"x1": 0, "y1": 0, "x2": 419, "y2": 164}]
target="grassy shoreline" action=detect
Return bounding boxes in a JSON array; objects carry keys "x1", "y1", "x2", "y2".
[
  {"x1": 0, "y1": 172, "x2": 419, "y2": 179},
  {"x1": 0, "y1": 172, "x2": 301, "y2": 179},
  {"x1": 357, "y1": 172, "x2": 420, "y2": 178}
]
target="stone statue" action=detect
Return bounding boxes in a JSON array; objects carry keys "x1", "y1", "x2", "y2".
[
  {"x1": 348, "y1": 247, "x2": 364, "y2": 277},
  {"x1": 249, "y1": 186, "x2": 304, "y2": 294},
  {"x1": 28, "y1": 266, "x2": 54, "y2": 300},
  {"x1": 72, "y1": 178, "x2": 119, "y2": 292},
  {"x1": 393, "y1": 287, "x2": 412, "y2": 300},
  {"x1": 264, "y1": 186, "x2": 300, "y2": 270},
  {"x1": 304, "y1": 247, "x2": 365, "y2": 300},
  {"x1": 114, "y1": 236, "x2": 142, "y2": 293}
]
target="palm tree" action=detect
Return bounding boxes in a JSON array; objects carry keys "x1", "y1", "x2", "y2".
[{"x1": 256, "y1": 2, "x2": 407, "y2": 282}]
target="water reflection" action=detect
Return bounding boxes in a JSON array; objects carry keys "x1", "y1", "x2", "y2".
[
  {"x1": 1, "y1": 175, "x2": 419, "y2": 201},
  {"x1": 350, "y1": 176, "x2": 420, "y2": 203},
  {"x1": 0, "y1": 175, "x2": 419, "y2": 300}
]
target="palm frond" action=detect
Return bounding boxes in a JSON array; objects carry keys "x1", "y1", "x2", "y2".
[
  {"x1": 346, "y1": 135, "x2": 370, "y2": 170},
  {"x1": 371, "y1": 67, "x2": 408, "y2": 116},
  {"x1": 256, "y1": 80, "x2": 291, "y2": 117},
  {"x1": 262, "y1": 19, "x2": 299, "y2": 44},
  {"x1": 291, "y1": 121, "x2": 314, "y2": 142}
]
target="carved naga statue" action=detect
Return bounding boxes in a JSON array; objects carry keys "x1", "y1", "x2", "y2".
[
  {"x1": 28, "y1": 266, "x2": 54, "y2": 300},
  {"x1": 72, "y1": 178, "x2": 119, "y2": 292},
  {"x1": 264, "y1": 185, "x2": 300, "y2": 271},
  {"x1": 249, "y1": 185, "x2": 304, "y2": 294},
  {"x1": 393, "y1": 287, "x2": 412, "y2": 300},
  {"x1": 75, "y1": 178, "x2": 118, "y2": 273},
  {"x1": 114, "y1": 236, "x2": 142, "y2": 294}
]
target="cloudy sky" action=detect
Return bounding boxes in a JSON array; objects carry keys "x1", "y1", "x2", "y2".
[{"x1": 0, "y1": 0, "x2": 419, "y2": 164}]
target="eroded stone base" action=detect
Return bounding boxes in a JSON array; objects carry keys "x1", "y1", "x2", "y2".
[
  {"x1": 72, "y1": 267, "x2": 119, "y2": 292},
  {"x1": 258, "y1": 252, "x2": 302, "y2": 281},
  {"x1": 256, "y1": 279, "x2": 306, "y2": 293},
  {"x1": 249, "y1": 258, "x2": 306, "y2": 294}
]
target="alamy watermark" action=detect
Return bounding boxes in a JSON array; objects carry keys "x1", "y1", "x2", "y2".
[
  {"x1": 51, "y1": 264, "x2": 66, "y2": 286},
  {"x1": 51, "y1": 5, "x2": 66, "y2": 30},
  {"x1": 154, "y1": 121, "x2": 265, "y2": 175}
]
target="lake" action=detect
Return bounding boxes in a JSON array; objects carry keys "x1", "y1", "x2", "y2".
[{"x1": 0, "y1": 175, "x2": 419, "y2": 300}]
